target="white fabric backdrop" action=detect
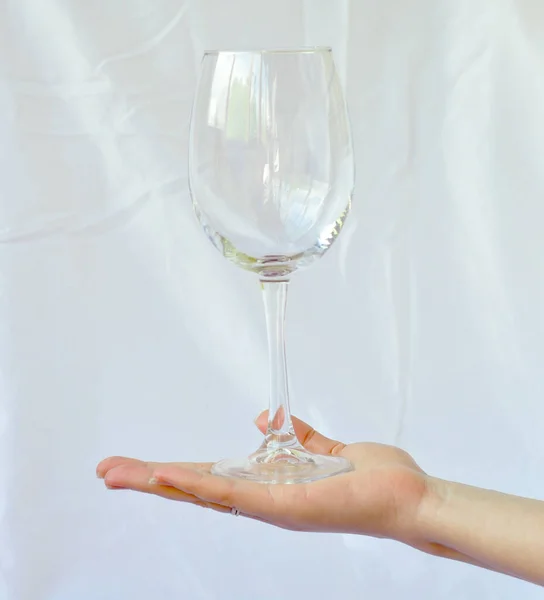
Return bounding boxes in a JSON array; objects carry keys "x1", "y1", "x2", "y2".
[{"x1": 1, "y1": 1, "x2": 543, "y2": 598}]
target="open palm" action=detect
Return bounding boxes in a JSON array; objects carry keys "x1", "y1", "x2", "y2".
[{"x1": 97, "y1": 412, "x2": 430, "y2": 546}]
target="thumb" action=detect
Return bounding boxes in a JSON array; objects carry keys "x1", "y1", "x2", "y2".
[{"x1": 254, "y1": 411, "x2": 345, "y2": 456}]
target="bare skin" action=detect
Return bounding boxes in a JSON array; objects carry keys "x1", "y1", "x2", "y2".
[{"x1": 97, "y1": 412, "x2": 544, "y2": 587}]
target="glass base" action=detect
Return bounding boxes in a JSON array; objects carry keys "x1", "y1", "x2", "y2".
[{"x1": 211, "y1": 443, "x2": 353, "y2": 484}]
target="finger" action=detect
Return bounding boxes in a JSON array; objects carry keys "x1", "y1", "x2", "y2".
[
  {"x1": 97, "y1": 456, "x2": 145, "y2": 478},
  {"x1": 254, "y1": 411, "x2": 345, "y2": 456},
  {"x1": 105, "y1": 463, "x2": 179, "y2": 496},
  {"x1": 96, "y1": 456, "x2": 213, "y2": 479},
  {"x1": 270, "y1": 407, "x2": 285, "y2": 430},
  {"x1": 103, "y1": 463, "x2": 229, "y2": 513},
  {"x1": 151, "y1": 465, "x2": 281, "y2": 520}
]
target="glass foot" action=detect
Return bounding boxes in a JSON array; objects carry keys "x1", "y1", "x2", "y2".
[{"x1": 211, "y1": 444, "x2": 353, "y2": 484}]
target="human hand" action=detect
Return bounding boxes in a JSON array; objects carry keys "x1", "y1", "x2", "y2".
[{"x1": 97, "y1": 412, "x2": 431, "y2": 548}]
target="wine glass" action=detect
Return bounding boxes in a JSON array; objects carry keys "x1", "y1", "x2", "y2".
[{"x1": 189, "y1": 47, "x2": 355, "y2": 484}]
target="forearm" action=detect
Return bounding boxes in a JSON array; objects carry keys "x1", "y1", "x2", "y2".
[{"x1": 416, "y1": 477, "x2": 544, "y2": 586}]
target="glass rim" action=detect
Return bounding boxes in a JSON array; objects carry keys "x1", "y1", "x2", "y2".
[{"x1": 203, "y1": 46, "x2": 332, "y2": 56}]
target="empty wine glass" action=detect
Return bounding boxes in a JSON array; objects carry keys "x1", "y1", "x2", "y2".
[{"x1": 189, "y1": 47, "x2": 355, "y2": 483}]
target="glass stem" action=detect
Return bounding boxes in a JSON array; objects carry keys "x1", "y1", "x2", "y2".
[{"x1": 261, "y1": 279, "x2": 298, "y2": 449}]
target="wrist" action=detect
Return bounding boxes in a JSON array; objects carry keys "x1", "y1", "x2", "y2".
[
  {"x1": 415, "y1": 476, "x2": 450, "y2": 541},
  {"x1": 399, "y1": 475, "x2": 453, "y2": 554},
  {"x1": 384, "y1": 470, "x2": 445, "y2": 547},
  {"x1": 409, "y1": 476, "x2": 480, "y2": 564}
]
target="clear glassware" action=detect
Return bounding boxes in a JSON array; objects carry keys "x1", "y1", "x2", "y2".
[{"x1": 189, "y1": 47, "x2": 355, "y2": 484}]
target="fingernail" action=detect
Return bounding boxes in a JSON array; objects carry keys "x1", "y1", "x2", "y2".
[
  {"x1": 150, "y1": 476, "x2": 175, "y2": 488},
  {"x1": 105, "y1": 483, "x2": 124, "y2": 490}
]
